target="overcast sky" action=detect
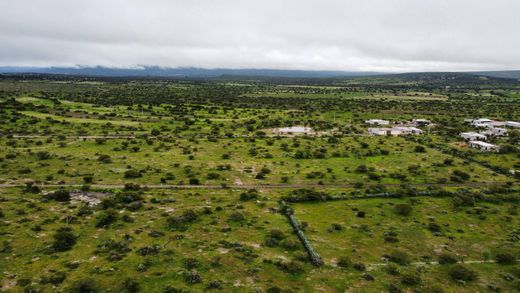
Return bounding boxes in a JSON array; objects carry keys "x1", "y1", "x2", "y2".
[{"x1": 1, "y1": 0, "x2": 519, "y2": 72}]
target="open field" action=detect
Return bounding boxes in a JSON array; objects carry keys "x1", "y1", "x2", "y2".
[{"x1": 0, "y1": 75, "x2": 519, "y2": 292}]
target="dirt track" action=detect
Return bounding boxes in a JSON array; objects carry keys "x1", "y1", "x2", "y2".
[{"x1": 0, "y1": 181, "x2": 513, "y2": 190}]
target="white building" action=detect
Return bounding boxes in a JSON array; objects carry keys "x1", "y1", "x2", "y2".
[
  {"x1": 460, "y1": 132, "x2": 487, "y2": 141},
  {"x1": 365, "y1": 119, "x2": 390, "y2": 126},
  {"x1": 368, "y1": 127, "x2": 423, "y2": 136},
  {"x1": 471, "y1": 118, "x2": 512, "y2": 128},
  {"x1": 412, "y1": 119, "x2": 431, "y2": 126},
  {"x1": 471, "y1": 118, "x2": 493, "y2": 126},
  {"x1": 469, "y1": 141, "x2": 499, "y2": 152},
  {"x1": 506, "y1": 121, "x2": 520, "y2": 128},
  {"x1": 481, "y1": 127, "x2": 508, "y2": 137}
]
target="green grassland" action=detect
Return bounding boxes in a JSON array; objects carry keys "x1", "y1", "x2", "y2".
[{"x1": 0, "y1": 76, "x2": 519, "y2": 292}]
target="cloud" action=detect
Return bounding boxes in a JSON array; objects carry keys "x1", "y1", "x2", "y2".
[{"x1": 0, "y1": 0, "x2": 519, "y2": 72}]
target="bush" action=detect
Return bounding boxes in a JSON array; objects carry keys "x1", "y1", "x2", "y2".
[
  {"x1": 189, "y1": 178, "x2": 200, "y2": 185},
  {"x1": 388, "y1": 250, "x2": 411, "y2": 265},
  {"x1": 95, "y1": 210, "x2": 117, "y2": 228},
  {"x1": 52, "y1": 227, "x2": 76, "y2": 252},
  {"x1": 427, "y1": 222, "x2": 442, "y2": 232},
  {"x1": 69, "y1": 278, "x2": 99, "y2": 293},
  {"x1": 98, "y1": 154, "x2": 112, "y2": 163},
  {"x1": 281, "y1": 189, "x2": 331, "y2": 202},
  {"x1": 40, "y1": 271, "x2": 66, "y2": 285},
  {"x1": 124, "y1": 169, "x2": 142, "y2": 179},
  {"x1": 239, "y1": 189, "x2": 259, "y2": 201},
  {"x1": 387, "y1": 284, "x2": 403, "y2": 293},
  {"x1": 280, "y1": 239, "x2": 299, "y2": 250},
  {"x1": 400, "y1": 273, "x2": 421, "y2": 285},
  {"x1": 353, "y1": 262, "x2": 366, "y2": 271},
  {"x1": 183, "y1": 258, "x2": 200, "y2": 269},
  {"x1": 18, "y1": 167, "x2": 32, "y2": 174},
  {"x1": 36, "y1": 151, "x2": 51, "y2": 160},
  {"x1": 452, "y1": 170, "x2": 470, "y2": 181},
  {"x1": 277, "y1": 260, "x2": 304, "y2": 274},
  {"x1": 121, "y1": 278, "x2": 140, "y2": 293},
  {"x1": 449, "y1": 264, "x2": 478, "y2": 282},
  {"x1": 495, "y1": 252, "x2": 516, "y2": 265},
  {"x1": 414, "y1": 145, "x2": 426, "y2": 153},
  {"x1": 206, "y1": 172, "x2": 220, "y2": 180},
  {"x1": 206, "y1": 280, "x2": 223, "y2": 290},
  {"x1": 166, "y1": 209, "x2": 198, "y2": 231},
  {"x1": 185, "y1": 270, "x2": 202, "y2": 284},
  {"x1": 228, "y1": 211, "x2": 245, "y2": 222},
  {"x1": 386, "y1": 264, "x2": 400, "y2": 275},
  {"x1": 47, "y1": 189, "x2": 71, "y2": 202},
  {"x1": 394, "y1": 204, "x2": 412, "y2": 216},
  {"x1": 438, "y1": 253, "x2": 458, "y2": 265},
  {"x1": 337, "y1": 256, "x2": 351, "y2": 268}
]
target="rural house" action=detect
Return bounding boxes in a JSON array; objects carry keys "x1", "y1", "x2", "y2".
[{"x1": 469, "y1": 141, "x2": 499, "y2": 152}]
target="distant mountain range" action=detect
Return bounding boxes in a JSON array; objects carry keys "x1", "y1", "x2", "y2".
[
  {"x1": 0, "y1": 66, "x2": 382, "y2": 78},
  {"x1": 0, "y1": 66, "x2": 519, "y2": 80}
]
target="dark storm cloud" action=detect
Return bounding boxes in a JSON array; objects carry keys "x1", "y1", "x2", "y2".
[{"x1": 0, "y1": 0, "x2": 519, "y2": 72}]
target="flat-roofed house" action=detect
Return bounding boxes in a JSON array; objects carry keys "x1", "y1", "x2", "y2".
[
  {"x1": 469, "y1": 141, "x2": 499, "y2": 152},
  {"x1": 506, "y1": 121, "x2": 520, "y2": 128},
  {"x1": 460, "y1": 132, "x2": 487, "y2": 141},
  {"x1": 365, "y1": 119, "x2": 390, "y2": 126},
  {"x1": 368, "y1": 127, "x2": 423, "y2": 136},
  {"x1": 368, "y1": 128, "x2": 389, "y2": 136},
  {"x1": 481, "y1": 127, "x2": 508, "y2": 137},
  {"x1": 472, "y1": 118, "x2": 493, "y2": 127},
  {"x1": 412, "y1": 119, "x2": 431, "y2": 126},
  {"x1": 472, "y1": 118, "x2": 506, "y2": 128}
]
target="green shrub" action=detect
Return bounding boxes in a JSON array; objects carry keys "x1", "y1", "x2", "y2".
[
  {"x1": 495, "y1": 252, "x2": 516, "y2": 265},
  {"x1": 95, "y1": 210, "x2": 117, "y2": 228},
  {"x1": 449, "y1": 264, "x2": 478, "y2": 282},
  {"x1": 239, "y1": 189, "x2": 259, "y2": 201},
  {"x1": 280, "y1": 239, "x2": 299, "y2": 250},
  {"x1": 438, "y1": 253, "x2": 458, "y2": 265},
  {"x1": 427, "y1": 222, "x2": 442, "y2": 232},
  {"x1": 98, "y1": 154, "x2": 112, "y2": 163},
  {"x1": 40, "y1": 271, "x2": 66, "y2": 285},
  {"x1": 400, "y1": 273, "x2": 421, "y2": 285},
  {"x1": 388, "y1": 250, "x2": 411, "y2": 265},
  {"x1": 52, "y1": 227, "x2": 76, "y2": 252},
  {"x1": 394, "y1": 204, "x2": 412, "y2": 216},
  {"x1": 189, "y1": 178, "x2": 200, "y2": 185},
  {"x1": 121, "y1": 278, "x2": 140, "y2": 293},
  {"x1": 166, "y1": 209, "x2": 198, "y2": 231},
  {"x1": 337, "y1": 256, "x2": 351, "y2": 268},
  {"x1": 124, "y1": 169, "x2": 141, "y2": 179},
  {"x1": 18, "y1": 167, "x2": 32, "y2": 174},
  {"x1": 353, "y1": 262, "x2": 366, "y2": 271},
  {"x1": 228, "y1": 211, "x2": 245, "y2": 222},
  {"x1": 36, "y1": 151, "x2": 51, "y2": 160},
  {"x1": 277, "y1": 260, "x2": 305, "y2": 274},
  {"x1": 185, "y1": 270, "x2": 202, "y2": 284},
  {"x1": 69, "y1": 278, "x2": 99, "y2": 292},
  {"x1": 47, "y1": 189, "x2": 71, "y2": 201},
  {"x1": 206, "y1": 280, "x2": 223, "y2": 290},
  {"x1": 414, "y1": 145, "x2": 426, "y2": 153},
  {"x1": 183, "y1": 258, "x2": 200, "y2": 269}
]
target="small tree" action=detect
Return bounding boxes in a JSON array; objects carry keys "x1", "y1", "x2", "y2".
[
  {"x1": 48, "y1": 189, "x2": 71, "y2": 202},
  {"x1": 449, "y1": 264, "x2": 477, "y2": 282},
  {"x1": 394, "y1": 204, "x2": 412, "y2": 216},
  {"x1": 124, "y1": 169, "x2": 141, "y2": 179},
  {"x1": 52, "y1": 227, "x2": 76, "y2": 252},
  {"x1": 495, "y1": 252, "x2": 516, "y2": 265}
]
